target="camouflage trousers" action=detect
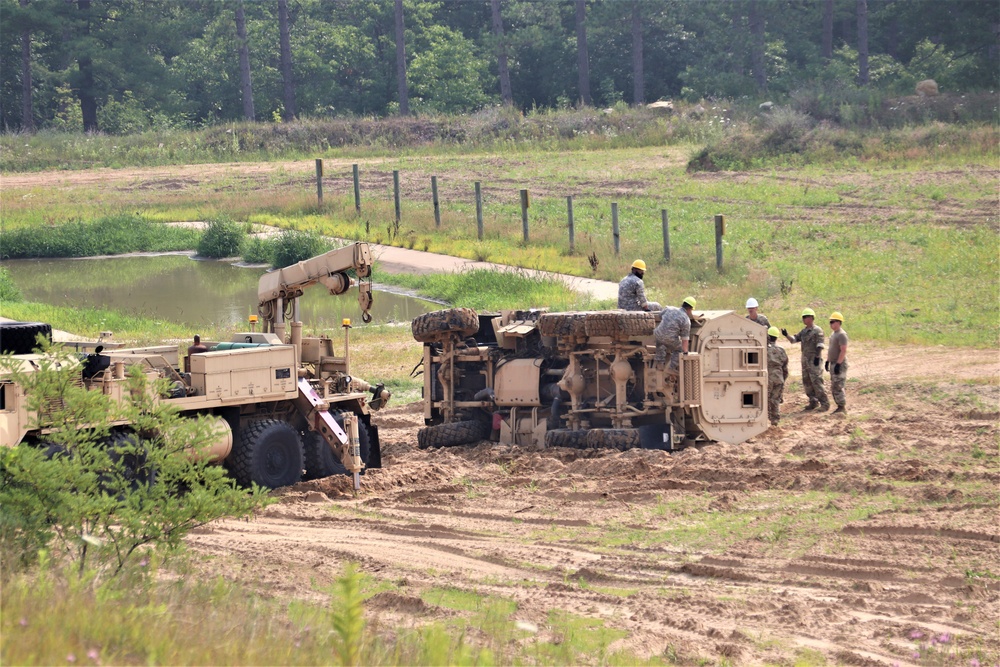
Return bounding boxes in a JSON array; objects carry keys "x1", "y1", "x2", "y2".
[
  {"x1": 768, "y1": 379, "x2": 785, "y2": 424},
  {"x1": 801, "y1": 361, "x2": 829, "y2": 408},
  {"x1": 653, "y1": 337, "x2": 682, "y2": 370},
  {"x1": 830, "y1": 360, "x2": 849, "y2": 407}
]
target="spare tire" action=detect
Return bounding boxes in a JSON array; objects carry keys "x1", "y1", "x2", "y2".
[
  {"x1": 0, "y1": 321, "x2": 53, "y2": 355},
  {"x1": 584, "y1": 312, "x2": 655, "y2": 338},
  {"x1": 417, "y1": 419, "x2": 490, "y2": 449},
  {"x1": 537, "y1": 312, "x2": 588, "y2": 338},
  {"x1": 411, "y1": 308, "x2": 480, "y2": 343}
]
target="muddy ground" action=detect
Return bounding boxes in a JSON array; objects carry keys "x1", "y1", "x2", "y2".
[{"x1": 185, "y1": 345, "x2": 999, "y2": 666}]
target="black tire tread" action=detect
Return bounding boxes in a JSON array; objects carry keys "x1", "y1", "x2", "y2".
[
  {"x1": 417, "y1": 419, "x2": 490, "y2": 449},
  {"x1": 302, "y1": 411, "x2": 371, "y2": 479},
  {"x1": 412, "y1": 308, "x2": 480, "y2": 343},
  {"x1": 0, "y1": 321, "x2": 53, "y2": 355},
  {"x1": 584, "y1": 312, "x2": 655, "y2": 338},
  {"x1": 228, "y1": 419, "x2": 303, "y2": 489},
  {"x1": 537, "y1": 312, "x2": 588, "y2": 338}
]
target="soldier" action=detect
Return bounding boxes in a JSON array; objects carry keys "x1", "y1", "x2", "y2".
[
  {"x1": 618, "y1": 260, "x2": 651, "y2": 311},
  {"x1": 745, "y1": 297, "x2": 770, "y2": 328},
  {"x1": 782, "y1": 307, "x2": 829, "y2": 412},
  {"x1": 825, "y1": 312, "x2": 849, "y2": 414},
  {"x1": 766, "y1": 326, "x2": 788, "y2": 426},
  {"x1": 654, "y1": 297, "x2": 696, "y2": 370}
]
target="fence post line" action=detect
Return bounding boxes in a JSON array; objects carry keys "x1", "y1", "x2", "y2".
[
  {"x1": 715, "y1": 214, "x2": 725, "y2": 271},
  {"x1": 352, "y1": 163, "x2": 360, "y2": 214},
  {"x1": 567, "y1": 196, "x2": 575, "y2": 254},
  {"x1": 431, "y1": 176, "x2": 441, "y2": 228},
  {"x1": 612, "y1": 202, "x2": 620, "y2": 255},
  {"x1": 475, "y1": 181, "x2": 484, "y2": 241},
  {"x1": 520, "y1": 189, "x2": 530, "y2": 243},
  {"x1": 393, "y1": 170, "x2": 401, "y2": 224},
  {"x1": 662, "y1": 209, "x2": 671, "y2": 263},
  {"x1": 315, "y1": 158, "x2": 323, "y2": 206}
]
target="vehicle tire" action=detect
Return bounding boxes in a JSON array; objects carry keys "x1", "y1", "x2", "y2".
[
  {"x1": 586, "y1": 428, "x2": 641, "y2": 451},
  {"x1": 584, "y1": 312, "x2": 655, "y2": 338},
  {"x1": 543, "y1": 429, "x2": 588, "y2": 449},
  {"x1": 302, "y1": 411, "x2": 371, "y2": 480},
  {"x1": 228, "y1": 419, "x2": 303, "y2": 489},
  {"x1": 0, "y1": 321, "x2": 53, "y2": 355},
  {"x1": 107, "y1": 431, "x2": 156, "y2": 490},
  {"x1": 417, "y1": 419, "x2": 490, "y2": 449},
  {"x1": 412, "y1": 308, "x2": 480, "y2": 343},
  {"x1": 537, "y1": 312, "x2": 587, "y2": 338}
]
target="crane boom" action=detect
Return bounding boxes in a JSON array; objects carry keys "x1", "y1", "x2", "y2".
[{"x1": 257, "y1": 242, "x2": 374, "y2": 330}]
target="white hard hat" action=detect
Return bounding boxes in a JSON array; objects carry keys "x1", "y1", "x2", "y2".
[{"x1": 746, "y1": 297, "x2": 759, "y2": 308}]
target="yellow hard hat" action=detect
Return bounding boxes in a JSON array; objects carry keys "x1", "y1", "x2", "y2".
[
  {"x1": 631, "y1": 259, "x2": 646, "y2": 271},
  {"x1": 801, "y1": 307, "x2": 816, "y2": 318},
  {"x1": 682, "y1": 296, "x2": 697, "y2": 309},
  {"x1": 768, "y1": 326, "x2": 781, "y2": 337},
  {"x1": 829, "y1": 311, "x2": 844, "y2": 322}
]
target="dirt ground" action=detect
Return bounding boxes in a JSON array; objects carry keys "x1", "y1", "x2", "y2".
[{"x1": 185, "y1": 345, "x2": 999, "y2": 666}]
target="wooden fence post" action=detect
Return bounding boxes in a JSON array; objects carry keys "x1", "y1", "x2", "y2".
[
  {"x1": 431, "y1": 175, "x2": 441, "y2": 228},
  {"x1": 475, "y1": 181, "x2": 484, "y2": 241},
  {"x1": 352, "y1": 163, "x2": 360, "y2": 214},
  {"x1": 715, "y1": 214, "x2": 725, "y2": 271},
  {"x1": 315, "y1": 159, "x2": 323, "y2": 205},
  {"x1": 662, "y1": 209, "x2": 671, "y2": 263},
  {"x1": 567, "y1": 196, "x2": 575, "y2": 254},
  {"x1": 393, "y1": 170, "x2": 401, "y2": 224},
  {"x1": 612, "y1": 202, "x2": 620, "y2": 255},
  {"x1": 520, "y1": 189, "x2": 530, "y2": 243}
]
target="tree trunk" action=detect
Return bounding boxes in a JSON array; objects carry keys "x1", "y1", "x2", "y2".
[
  {"x1": 77, "y1": 0, "x2": 97, "y2": 133},
  {"x1": 394, "y1": 0, "x2": 409, "y2": 115},
  {"x1": 631, "y1": 0, "x2": 644, "y2": 105},
  {"x1": 575, "y1": 0, "x2": 591, "y2": 106},
  {"x1": 748, "y1": 0, "x2": 767, "y2": 93},
  {"x1": 857, "y1": 0, "x2": 869, "y2": 85},
  {"x1": 278, "y1": 0, "x2": 296, "y2": 120},
  {"x1": 236, "y1": 0, "x2": 255, "y2": 121},
  {"x1": 821, "y1": 0, "x2": 833, "y2": 61},
  {"x1": 491, "y1": 0, "x2": 512, "y2": 106},
  {"x1": 20, "y1": 0, "x2": 34, "y2": 132}
]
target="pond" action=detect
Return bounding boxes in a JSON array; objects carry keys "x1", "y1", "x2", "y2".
[{"x1": 2, "y1": 255, "x2": 442, "y2": 330}]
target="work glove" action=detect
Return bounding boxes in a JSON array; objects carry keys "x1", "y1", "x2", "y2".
[
  {"x1": 824, "y1": 360, "x2": 829, "y2": 372},
  {"x1": 813, "y1": 357, "x2": 821, "y2": 367},
  {"x1": 834, "y1": 363, "x2": 842, "y2": 375},
  {"x1": 780, "y1": 328, "x2": 788, "y2": 337}
]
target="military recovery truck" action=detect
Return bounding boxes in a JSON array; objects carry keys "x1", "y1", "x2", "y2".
[
  {"x1": 411, "y1": 307, "x2": 768, "y2": 451},
  {"x1": 0, "y1": 242, "x2": 390, "y2": 490}
]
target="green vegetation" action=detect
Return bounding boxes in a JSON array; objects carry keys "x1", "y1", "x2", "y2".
[
  {"x1": 0, "y1": 213, "x2": 198, "y2": 260},
  {"x1": 196, "y1": 218, "x2": 245, "y2": 259},
  {"x1": 0, "y1": 267, "x2": 23, "y2": 302}
]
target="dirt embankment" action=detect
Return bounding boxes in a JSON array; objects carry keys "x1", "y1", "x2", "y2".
[{"x1": 185, "y1": 348, "x2": 1000, "y2": 666}]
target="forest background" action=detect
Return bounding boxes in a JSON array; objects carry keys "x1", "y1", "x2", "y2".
[{"x1": 1, "y1": 0, "x2": 997, "y2": 135}]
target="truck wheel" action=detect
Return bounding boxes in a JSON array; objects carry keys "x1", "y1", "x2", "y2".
[
  {"x1": 302, "y1": 412, "x2": 371, "y2": 479},
  {"x1": 544, "y1": 429, "x2": 588, "y2": 448},
  {"x1": 584, "y1": 312, "x2": 655, "y2": 338},
  {"x1": 107, "y1": 431, "x2": 156, "y2": 490},
  {"x1": 586, "y1": 428, "x2": 641, "y2": 451},
  {"x1": 417, "y1": 419, "x2": 490, "y2": 449},
  {"x1": 538, "y1": 312, "x2": 587, "y2": 338},
  {"x1": 228, "y1": 419, "x2": 303, "y2": 489},
  {"x1": 0, "y1": 321, "x2": 53, "y2": 354},
  {"x1": 412, "y1": 308, "x2": 480, "y2": 343}
]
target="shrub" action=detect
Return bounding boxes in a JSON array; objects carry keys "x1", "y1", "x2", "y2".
[
  {"x1": 0, "y1": 344, "x2": 270, "y2": 575},
  {"x1": 241, "y1": 236, "x2": 275, "y2": 265},
  {"x1": 271, "y1": 230, "x2": 329, "y2": 268},
  {"x1": 197, "y1": 218, "x2": 245, "y2": 258},
  {"x1": 0, "y1": 214, "x2": 198, "y2": 259},
  {"x1": 0, "y1": 267, "x2": 23, "y2": 302}
]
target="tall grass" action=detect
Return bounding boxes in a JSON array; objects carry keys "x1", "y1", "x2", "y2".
[{"x1": 0, "y1": 213, "x2": 198, "y2": 259}]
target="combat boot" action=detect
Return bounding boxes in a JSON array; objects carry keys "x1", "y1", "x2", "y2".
[
  {"x1": 818, "y1": 403, "x2": 831, "y2": 412},
  {"x1": 833, "y1": 405, "x2": 846, "y2": 414},
  {"x1": 803, "y1": 401, "x2": 818, "y2": 411}
]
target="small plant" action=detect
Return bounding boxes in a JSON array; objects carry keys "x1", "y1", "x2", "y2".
[
  {"x1": 0, "y1": 267, "x2": 24, "y2": 302},
  {"x1": 271, "y1": 229, "x2": 328, "y2": 268},
  {"x1": 197, "y1": 217, "x2": 245, "y2": 258}
]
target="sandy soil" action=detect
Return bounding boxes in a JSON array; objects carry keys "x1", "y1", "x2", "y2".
[{"x1": 185, "y1": 345, "x2": 999, "y2": 666}]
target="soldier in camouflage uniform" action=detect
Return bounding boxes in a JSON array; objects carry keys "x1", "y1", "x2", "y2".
[
  {"x1": 766, "y1": 326, "x2": 788, "y2": 426},
  {"x1": 654, "y1": 297, "x2": 696, "y2": 370},
  {"x1": 782, "y1": 307, "x2": 829, "y2": 411},
  {"x1": 618, "y1": 260, "x2": 651, "y2": 311},
  {"x1": 825, "y1": 312, "x2": 849, "y2": 414},
  {"x1": 745, "y1": 297, "x2": 770, "y2": 328}
]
